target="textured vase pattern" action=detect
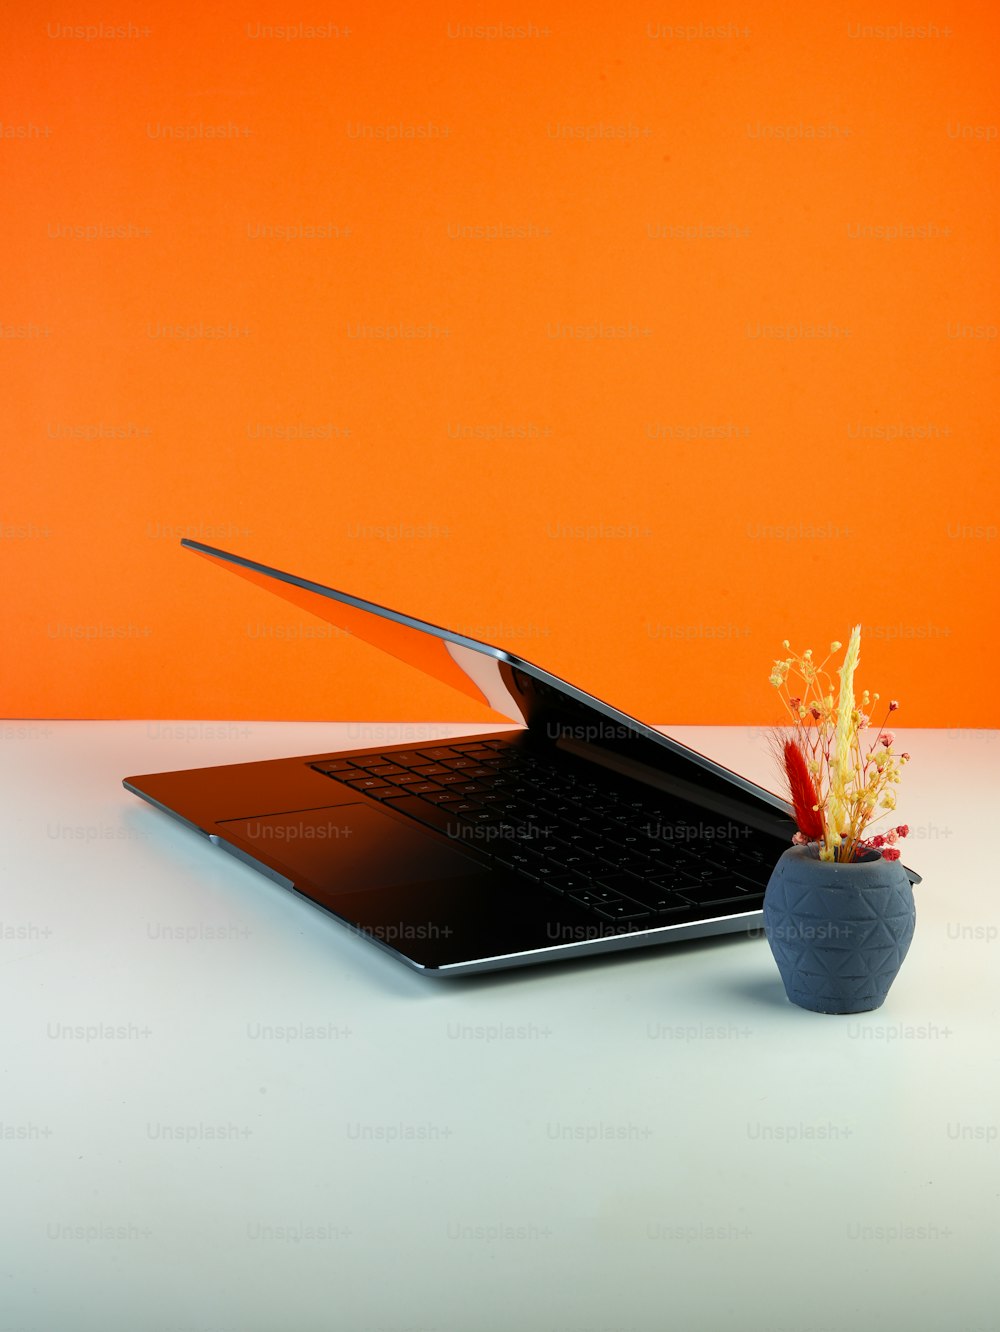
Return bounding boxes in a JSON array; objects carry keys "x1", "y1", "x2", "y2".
[{"x1": 762, "y1": 845, "x2": 916, "y2": 1014}]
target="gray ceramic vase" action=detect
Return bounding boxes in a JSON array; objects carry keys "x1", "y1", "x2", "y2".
[{"x1": 762, "y1": 844, "x2": 916, "y2": 1014}]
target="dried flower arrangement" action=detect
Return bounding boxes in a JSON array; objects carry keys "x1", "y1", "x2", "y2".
[{"x1": 769, "y1": 625, "x2": 911, "y2": 863}]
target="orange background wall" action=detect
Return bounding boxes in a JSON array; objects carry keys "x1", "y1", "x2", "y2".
[{"x1": 3, "y1": 1, "x2": 998, "y2": 726}]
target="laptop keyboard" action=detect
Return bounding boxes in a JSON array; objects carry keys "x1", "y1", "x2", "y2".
[{"x1": 310, "y1": 739, "x2": 772, "y2": 925}]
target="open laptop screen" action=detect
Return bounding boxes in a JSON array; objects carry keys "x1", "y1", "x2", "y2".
[{"x1": 182, "y1": 539, "x2": 797, "y2": 839}]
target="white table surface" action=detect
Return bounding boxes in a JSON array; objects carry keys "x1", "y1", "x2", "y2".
[{"x1": 1, "y1": 720, "x2": 997, "y2": 1332}]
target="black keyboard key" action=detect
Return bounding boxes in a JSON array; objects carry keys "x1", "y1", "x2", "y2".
[
  {"x1": 568, "y1": 887, "x2": 622, "y2": 907},
  {"x1": 729, "y1": 865, "x2": 770, "y2": 888},
  {"x1": 644, "y1": 871, "x2": 698, "y2": 891},
  {"x1": 561, "y1": 810, "x2": 601, "y2": 827},
  {"x1": 538, "y1": 872, "x2": 594, "y2": 895},
  {"x1": 417, "y1": 748, "x2": 459, "y2": 761},
  {"x1": 527, "y1": 857, "x2": 567, "y2": 879},
  {"x1": 534, "y1": 839, "x2": 570, "y2": 861},
  {"x1": 345, "y1": 776, "x2": 394, "y2": 791},
  {"x1": 552, "y1": 852, "x2": 593, "y2": 873},
  {"x1": 595, "y1": 871, "x2": 650, "y2": 895},
  {"x1": 488, "y1": 824, "x2": 525, "y2": 841},
  {"x1": 677, "y1": 884, "x2": 753, "y2": 907},
  {"x1": 668, "y1": 850, "x2": 702, "y2": 872},
  {"x1": 686, "y1": 864, "x2": 737, "y2": 883},
  {"x1": 612, "y1": 881, "x2": 691, "y2": 912},
  {"x1": 635, "y1": 842, "x2": 674, "y2": 861},
  {"x1": 312, "y1": 759, "x2": 355, "y2": 774},
  {"x1": 362, "y1": 784, "x2": 404, "y2": 801},
  {"x1": 519, "y1": 833, "x2": 557, "y2": 851},
  {"x1": 515, "y1": 807, "x2": 553, "y2": 825},
  {"x1": 594, "y1": 902, "x2": 651, "y2": 922},
  {"x1": 412, "y1": 764, "x2": 449, "y2": 777},
  {"x1": 598, "y1": 824, "x2": 635, "y2": 847},
  {"x1": 552, "y1": 830, "x2": 590, "y2": 849},
  {"x1": 615, "y1": 831, "x2": 647, "y2": 847},
  {"x1": 649, "y1": 900, "x2": 694, "y2": 917},
  {"x1": 484, "y1": 800, "x2": 522, "y2": 815},
  {"x1": 633, "y1": 858, "x2": 683, "y2": 877},
  {"x1": 381, "y1": 752, "x2": 426, "y2": 767},
  {"x1": 600, "y1": 848, "x2": 650, "y2": 870},
  {"x1": 406, "y1": 781, "x2": 444, "y2": 795},
  {"x1": 382, "y1": 796, "x2": 461, "y2": 836},
  {"x1": 581, "y1": 842, "x2": 622, "y2": 862},
  {"x1": 706, "y1": 841, "x2": 742, "y2": 859},
  {"x1": 367, "y1": 764, "x2": 407, "y2": 777},
  {"x1": 729, "y1": 876, "x2": 768, "y2": 896},
  {"x1": 494, "y1": 849, "x2": 544, "y2": 878}
]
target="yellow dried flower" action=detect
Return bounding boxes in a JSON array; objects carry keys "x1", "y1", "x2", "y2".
[{"x1": 825, "y1": 624, "x2": 861, "y2": 859}]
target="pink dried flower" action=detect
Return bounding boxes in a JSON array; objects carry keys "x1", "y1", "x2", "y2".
[
  {"x1": 885, "y1": 828, "x2": 898, "y2": 844},
  {"x1": 881, "y1": 731, "x2": 895, "y2": 748},
  {"x1": 882, "y1": 847, "x2": 901, "y2": 861},
  {"x1": 810, "y1": 707, "x2": 821, "y2": 720},
  {"x1": 792, "y1": 831, "x2": 809, "y2": 845},
  {"x1": 788, "y1": 696, "x2": 801, "y2": 710},
  {"x1": 901, "y1": 753, "x2": 911, "y2": 761},
  {"x1": 889, "y1": 700, "x2": 899, "y2": 711}
]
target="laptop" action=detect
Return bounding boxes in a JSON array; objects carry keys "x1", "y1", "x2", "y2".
[{"x1": 123, "y1": 540, "x2": 920, "y2": 976}]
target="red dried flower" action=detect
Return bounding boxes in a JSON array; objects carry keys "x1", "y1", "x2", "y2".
[
  {"x1": 882, "y1": 847, "x2": 901, "y2": 861},
  {"x1": 896, "y1": 824, "x2": 909, "y2": 838},
  {"x1": 782, "y1": 739, "x2": 823, "y2": 841}
]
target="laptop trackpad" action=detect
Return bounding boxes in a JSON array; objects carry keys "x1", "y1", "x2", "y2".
[{"x1": 217, "y1": 803, "x2": 481, "y2": 892}]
